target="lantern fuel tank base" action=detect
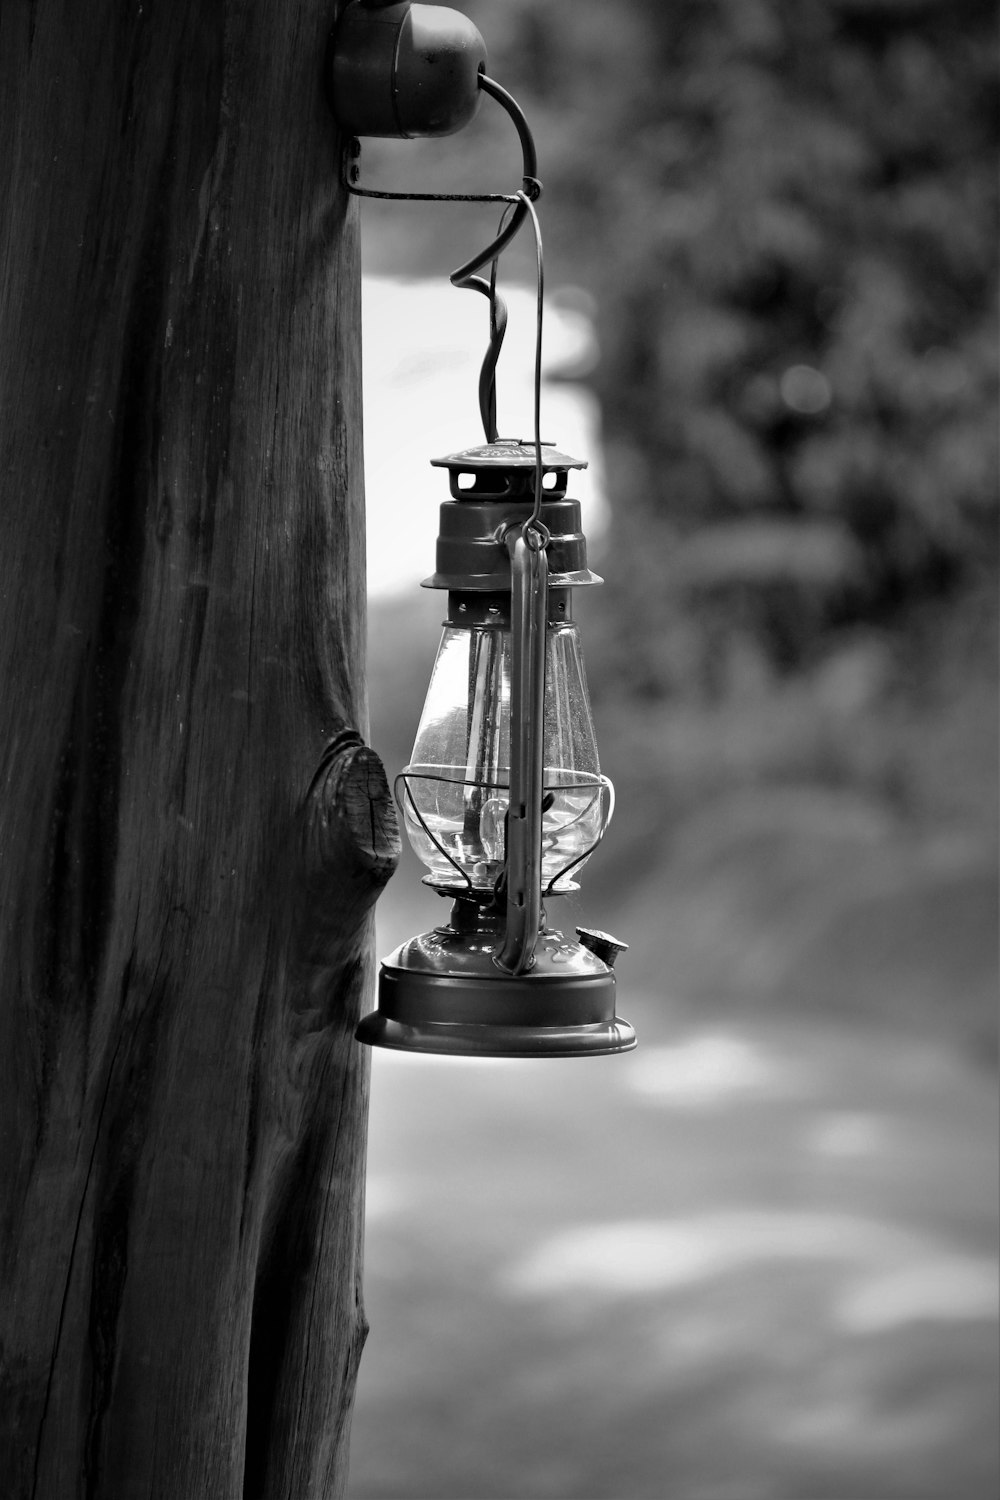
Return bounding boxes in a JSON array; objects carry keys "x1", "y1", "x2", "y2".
[{"x1": 358, "y1": 903, "x2": 636, "y2": 1058}]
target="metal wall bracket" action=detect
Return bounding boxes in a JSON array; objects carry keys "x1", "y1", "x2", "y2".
[{"x1": 329, "y1": 0, "x2": 487, "y2": 139}]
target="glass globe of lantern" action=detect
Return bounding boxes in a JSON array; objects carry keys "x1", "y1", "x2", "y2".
[{"x1": 401, "y1": 588, "x2": 611, "y2": 898}]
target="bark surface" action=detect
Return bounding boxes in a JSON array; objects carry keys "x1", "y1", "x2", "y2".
[{"x1": 0, "y1": 3, "x2": 399, "y2": 1495}]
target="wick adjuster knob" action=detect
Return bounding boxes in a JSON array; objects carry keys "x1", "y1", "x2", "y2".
[
  {"x1": 330, "y1": 1, "x2": 487, "y2": 139},
  {"x1": 576, "y1": 927, "x2": 629, "y2": 969}
]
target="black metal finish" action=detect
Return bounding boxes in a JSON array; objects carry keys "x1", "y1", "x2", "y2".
[
  {"x1": 330, "y1": 2, "x2": 487, "y2": 139},
  {"x1": 358, "y1": 900, "x2": 636, "y2": 1057},
  {"x1": 432, "y1": 439, "x2": 585, "y2": 489},
  {"x1": 357, "y1": 877, "x2": 636, "y2": 1060},
  {"x1": 378, "y1": 969, "x2": 615, "y2": 1028},
  {"x1": 422, "y1": 441, "x2": 599, "y2": 592}
]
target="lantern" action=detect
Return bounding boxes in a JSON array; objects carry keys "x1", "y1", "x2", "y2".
[
  {"x1": 330, "y1": 0, "x2": 635, "y2": 1057},
  {"x1": 356, "y1": 439, "x2": 635, "y2": 1057}
]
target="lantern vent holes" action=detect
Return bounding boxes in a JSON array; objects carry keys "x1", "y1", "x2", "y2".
[{"x1": 447, "y1": 468, "x2": 569, "y2": 503}]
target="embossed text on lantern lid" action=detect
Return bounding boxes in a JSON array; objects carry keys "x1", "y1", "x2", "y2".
[{"x1": 431, "y1": 439, "x2": 588, "y2": 471}]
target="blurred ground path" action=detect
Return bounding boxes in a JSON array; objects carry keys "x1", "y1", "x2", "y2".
[{"x1": 349, "y1": 975, "x2": 997, "y2": 1499}]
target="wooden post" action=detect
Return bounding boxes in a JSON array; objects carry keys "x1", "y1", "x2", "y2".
[{"x1": 0, "y1": 3, "x2": 399, "y2": 1496}]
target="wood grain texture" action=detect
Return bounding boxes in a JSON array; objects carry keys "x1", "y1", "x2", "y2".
[{"x1": 0, "y1": 3, "x2": 399, "y2": 1496}]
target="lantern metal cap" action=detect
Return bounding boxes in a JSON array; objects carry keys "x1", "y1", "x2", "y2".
[
  {"x1": 420, "y1": 437, "x2": 600, "y2": 591},
  {"x1": 431, "y1": 439, "x2": 587, "y2": 472},
  {"x1": 330, "y1": 2, "x2": 487, "y2": 140}
]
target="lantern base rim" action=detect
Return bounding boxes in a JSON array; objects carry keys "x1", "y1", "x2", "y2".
[
  {"x1": 357, "y1": 929, "x2": 636, "y2": 1057},
  {"x1": 355, "y1": 1009, "x2": 636, "y2": 1058}
]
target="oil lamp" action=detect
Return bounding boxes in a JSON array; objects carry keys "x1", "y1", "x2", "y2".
[
  {"x1": 355, "y1": 440, "x2": 635, "y2": 1056},
  {"x1": 330, "y1": 0, "x2": 635, "y2": 1055}
]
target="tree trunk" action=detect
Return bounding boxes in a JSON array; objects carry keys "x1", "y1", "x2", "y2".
[{"x1": 0, "y1": 3, "x2": 399, "y2": 1496}]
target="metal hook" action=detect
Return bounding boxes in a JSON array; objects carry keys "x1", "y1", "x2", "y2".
[
  {"x1": 343, "y1": 72, "x2": 541, "y2": 443},
  {"x1": 448, "y1": 77, "x2": 540, "y2": 442}
]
